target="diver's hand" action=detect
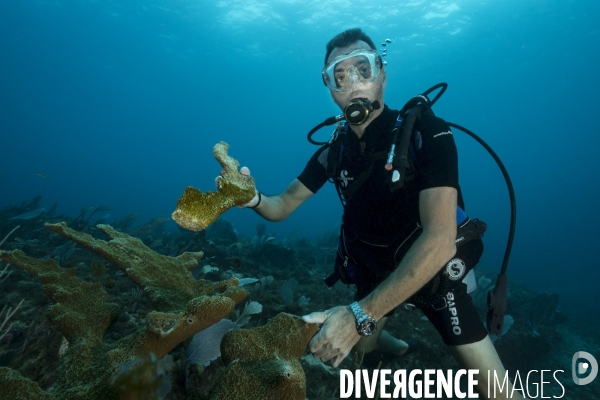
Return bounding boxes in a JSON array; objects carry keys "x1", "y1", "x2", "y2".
[
  {"x1": 215, "y1": 166, "x2": 260, "y2": 208},
  {"x1": 302, "y1": 306, "x2": 360, "y2": 368},
  {"x1": 236, "y1": 166, "x2": 260, "y2": 208}
]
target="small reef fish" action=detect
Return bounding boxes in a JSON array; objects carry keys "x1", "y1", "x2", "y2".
[{"x1": 36, "y1": 173, "x2": 49, "y2": 179}]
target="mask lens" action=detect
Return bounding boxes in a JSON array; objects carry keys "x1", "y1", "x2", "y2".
[
  {"x1": 355, "y1": 57, "x2": 372, "y2": 79},
  {"x1": 323, "y1": 50, "x2": 381, "y2": 92}
]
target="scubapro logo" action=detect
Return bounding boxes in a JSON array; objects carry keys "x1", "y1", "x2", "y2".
[
  {"x1": 445, "y1": 258, "x2": 466, "y2": 281},
  {"x1": 572, "y1": 351, "x2": 598, "y2": 385},
  {"x1": 339, "y1": 170, "x2": 354, "y2": 187}
]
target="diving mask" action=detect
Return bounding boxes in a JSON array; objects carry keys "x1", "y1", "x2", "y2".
[{"x1": 322, "y1": 49, "x2": 382, "y2": 92}]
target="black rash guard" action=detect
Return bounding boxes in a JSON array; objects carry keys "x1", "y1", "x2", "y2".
[{"x1": 298, "y1": 105, "x2": 464, "y2": 239}]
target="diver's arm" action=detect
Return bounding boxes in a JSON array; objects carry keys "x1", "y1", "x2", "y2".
[
  {"x1": 360, "y1": 186, "x2": 458, "y2": 320},
  {"x1": 252, "y1": 179, "x2": 314, "y2": 222}
]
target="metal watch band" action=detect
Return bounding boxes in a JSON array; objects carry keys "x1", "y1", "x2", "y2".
[
  {"x1": 350, "y1": 301, "x2": 367, "y2": 323},
  {"x1": 350, "y1": 301, "x2": 377, "y2": 336}
]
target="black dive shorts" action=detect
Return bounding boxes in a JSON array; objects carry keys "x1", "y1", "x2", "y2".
[{"x1": 353, "y1": 238, "x2": 488, "y2": 346}]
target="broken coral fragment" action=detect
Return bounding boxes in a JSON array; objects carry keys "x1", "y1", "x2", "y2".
[
  {"x1": 210, "y1": 313, "x2": 318, "y2": 400},
  {"x1": 172, "y1": 141, "x2": 256, "y2": 231}
]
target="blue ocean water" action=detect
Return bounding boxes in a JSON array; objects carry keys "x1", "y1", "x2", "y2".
[{"x1": 1, "y1": 0, "x2": 599, "y2": 328}]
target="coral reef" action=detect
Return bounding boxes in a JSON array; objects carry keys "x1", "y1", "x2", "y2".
[
  {"x1": 209, "y1": 313, "x2": 318, "y2": 400},
  {"x1": 0, "y1": 222, "x2": 246, "y2": 399},
  {"x1": 172, "y1": 142, "x2": 256, "y2": 231},
  {"x1": 2, "y1": 197, "x2": 599, "y2": 399},
  {"x1": 0, "y1": 226, "x2": 24, "y2": 342}
]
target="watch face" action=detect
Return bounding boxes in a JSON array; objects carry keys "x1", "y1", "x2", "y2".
[{"x1": 358, "y1": 318, "x2": 377, "y2": 336}]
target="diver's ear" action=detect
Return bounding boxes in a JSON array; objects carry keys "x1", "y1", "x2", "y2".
[{"x1": 381, "y1": 68, "x2": 387, "y2": 88}]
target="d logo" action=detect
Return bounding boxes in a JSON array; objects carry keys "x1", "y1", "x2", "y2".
[{"x1": 572, "y1": 351, "x2": 598, "y2": 385}]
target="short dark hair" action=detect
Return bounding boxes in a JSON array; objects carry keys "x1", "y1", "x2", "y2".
[{"x1": 324, "y1": 28, "x2": 377, "y2": 65}]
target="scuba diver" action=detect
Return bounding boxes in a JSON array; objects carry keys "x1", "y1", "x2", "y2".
[{"x1": 237, "y1": 28, "x2": 523, "y2": 399}]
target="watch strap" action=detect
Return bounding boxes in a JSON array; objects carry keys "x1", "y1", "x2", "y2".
[{"x1": 350, "y1": 301, "x2": 369, "y2": 323}]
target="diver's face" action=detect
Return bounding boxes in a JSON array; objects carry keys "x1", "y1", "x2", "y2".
[{"x1": 326, "y1": 40, "x2": 386, "y2": 111}]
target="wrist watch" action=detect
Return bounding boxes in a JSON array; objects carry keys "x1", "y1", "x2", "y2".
[{"x1": 350, "y1": 301, "x2": 377, "y2": 336}]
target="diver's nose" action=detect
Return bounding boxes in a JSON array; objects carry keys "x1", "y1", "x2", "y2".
[
  {"x1": 345, "y1": 68, "x2": 360, "y2": 90},
  {"x1": 348, "y1": 68, "x2": 359, "y2": 82}
]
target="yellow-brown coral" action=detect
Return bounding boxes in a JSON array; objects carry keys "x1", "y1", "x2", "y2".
[
  {"x1": 172, "y1": 141, "x2": 256, "y2": 231},
  {"x1": 210, "y1": 313, "x2": 319, "y2": 400},
  {"x1": 0, "y1": 222, "x2": 247, "y2": 399}
]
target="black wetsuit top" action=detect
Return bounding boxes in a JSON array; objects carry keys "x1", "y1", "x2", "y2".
[
  {"x1": 298, "y1": 105, "x2": 464, "y2": 239},
  {"x1": 298, "y1": 106, "x2": 490, "y2": 347}
]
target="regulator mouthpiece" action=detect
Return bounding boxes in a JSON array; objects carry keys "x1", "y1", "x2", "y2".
[{"x1": 344, "y1": 98, "x2": 381, "y2": 125}]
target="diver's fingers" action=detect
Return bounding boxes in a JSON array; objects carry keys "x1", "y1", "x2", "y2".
[
  {"x1": 331, "y1": 353, "x2": 349, "y2": 368},
  {"x1": 302, "y1": 311, "x2": 328, "y2": 325},
  {"x1": 240, "y1": 166, "x2": 251, "y2": 176}
]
